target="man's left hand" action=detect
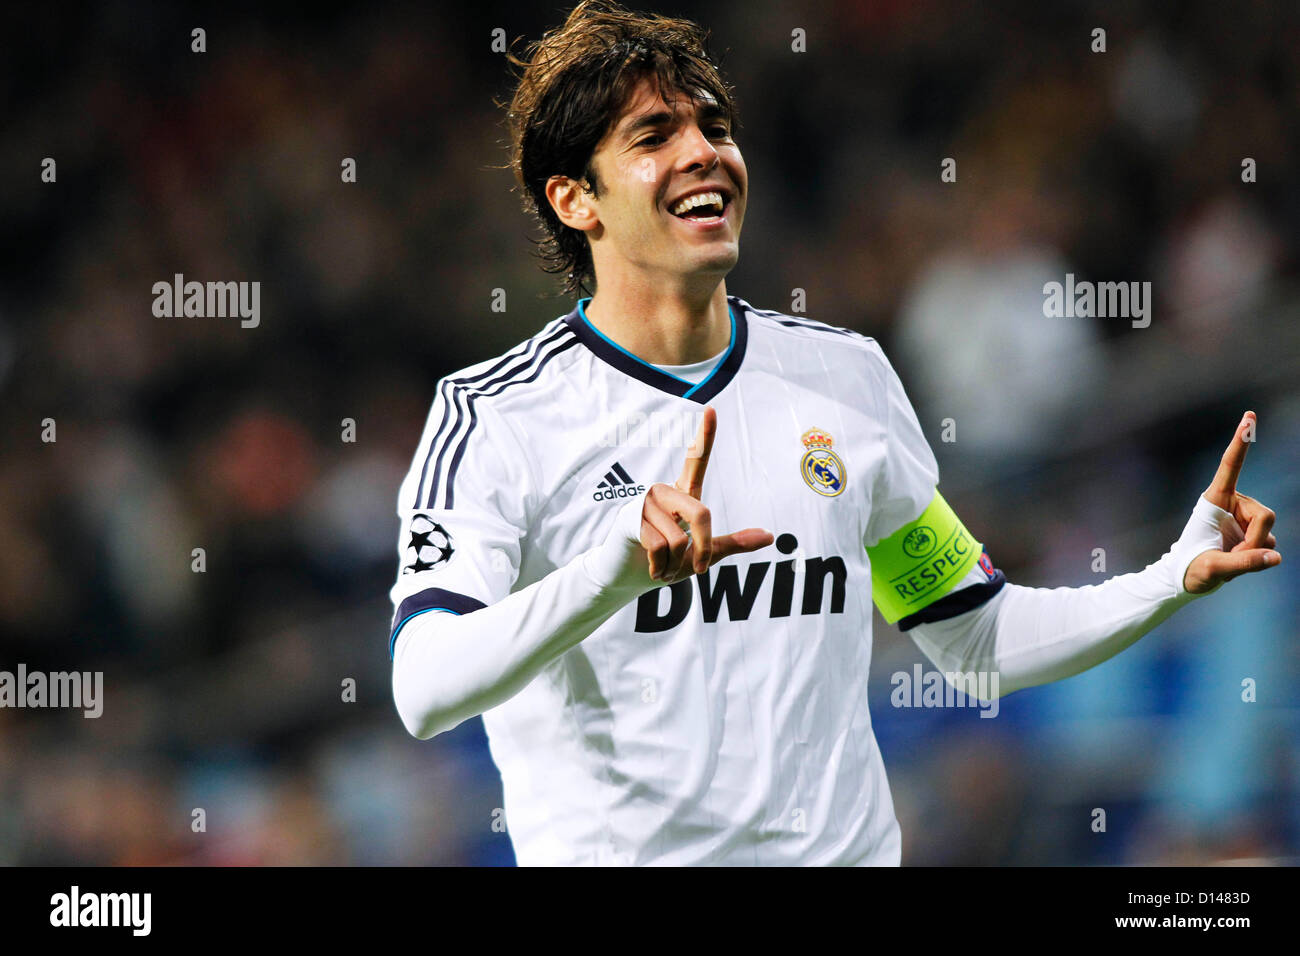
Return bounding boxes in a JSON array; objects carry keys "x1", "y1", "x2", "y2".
[{"x1": 1183, "y1": 410, "x2": 1281, "y2": 594}]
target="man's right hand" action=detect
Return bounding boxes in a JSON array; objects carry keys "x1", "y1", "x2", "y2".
[{"x1": 636, "y1": 405, "x2": 773, "y2": 584}]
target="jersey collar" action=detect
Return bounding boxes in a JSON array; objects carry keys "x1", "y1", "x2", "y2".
[{"x1": 562, "y1": 295, "x2": 748, "y2": 404}]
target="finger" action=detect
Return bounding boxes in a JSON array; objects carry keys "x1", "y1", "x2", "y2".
[
  {"x1": 709, "y1": 528, "x2": 776, "y2": 564},
  {"x1": 1232, "y1": 533, "x2": 1277, "y2": 552},
  {"x1": 644, "y1": 497, "x2": 692, "y2": 580},
  {"x1": 1200, "y1": 547, "x2": 1280, "y2": 585},
  {"x1": 685, "y1": 503, "x2": 712, "y2": 574},
  {"x1": 643, "y1": 495, "x2": 693, "y2": 580},
  {"x1": 676, "y1": 405, "x2": 717, "y2": 500},
  {"x1": 639, "y1": 510, "x2": 669, "y2": 581},
  {"x1": 650, "y1": 483, "x2": 713, "y2": 574},
  {"x1": 1233, "y1": 493, "x2": 1276, "y2": 551},
  {"x1": 1206, "y1": 411, "x2": 1255, "y2": 505}
]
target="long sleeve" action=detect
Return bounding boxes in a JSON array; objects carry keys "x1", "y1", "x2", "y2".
[
  {"x1": 392, "y1": 494, "x2": 656, "y2": 739},
  {"x1": 906, "y1": 495, "x2": 1240, "y2": 697}
]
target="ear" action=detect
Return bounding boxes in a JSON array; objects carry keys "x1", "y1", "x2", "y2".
[{"x1": 545, "y1": 174, "x2": 600, "y2": 233}]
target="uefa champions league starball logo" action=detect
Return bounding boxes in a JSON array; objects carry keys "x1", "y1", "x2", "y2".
[{"x1": 402, "y1": 514, "x2": 454, "y2": 574}]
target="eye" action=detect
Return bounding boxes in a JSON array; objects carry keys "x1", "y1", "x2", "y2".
[
  {"x1": 709, "y1": 124, "x2": 731, "y2": 138},
  {"x1": 636, "y1": 134, "x2": 665, "y2": 148}
]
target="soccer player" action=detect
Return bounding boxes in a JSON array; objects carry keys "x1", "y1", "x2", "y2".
[{"x1": 388, "y1": 0, "x2": 1280, "y2": 865}]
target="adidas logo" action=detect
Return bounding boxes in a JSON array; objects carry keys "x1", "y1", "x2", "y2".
[{"x1": 593, "y1": 461, "x2": 646, "y2": 501}]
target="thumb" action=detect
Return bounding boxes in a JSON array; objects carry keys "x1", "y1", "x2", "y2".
[{"x1": 1197, "y1": 547, "x2": 1281, "y2": 585}]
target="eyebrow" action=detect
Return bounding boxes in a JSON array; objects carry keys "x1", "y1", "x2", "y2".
[{"x1": 619, "y1": 101, "x2": 730, "y2": 140}]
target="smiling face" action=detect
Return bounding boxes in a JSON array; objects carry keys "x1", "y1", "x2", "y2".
[{"x1": 547, "y1": 75, "x2": 748, "y2": 293}]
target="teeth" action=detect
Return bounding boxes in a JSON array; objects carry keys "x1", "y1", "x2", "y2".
[{"x1": 671, "y1": 191, "x2": 725, "y2": 216}]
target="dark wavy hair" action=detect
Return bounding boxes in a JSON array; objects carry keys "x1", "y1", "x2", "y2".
[{"x1": 503, "y1": 0, "x2": 738, "y2": 298}]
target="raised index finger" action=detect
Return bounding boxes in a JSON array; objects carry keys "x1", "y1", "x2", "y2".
[
  {"x1": 676, "y1": 405, "x2": 717, "y2": 500},
  {"x1": 1208, "y1": 411, "x2": 1255, "y2": 502}
]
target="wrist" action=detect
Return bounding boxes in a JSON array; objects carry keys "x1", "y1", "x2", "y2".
[
  {"x1": 1170, "y1": 494, "x2": 1238, "y2": 597},
  {"x1": 578, "y1": 492, "x2": 658, "y2": 596}
]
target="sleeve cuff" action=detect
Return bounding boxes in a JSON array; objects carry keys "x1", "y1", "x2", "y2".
[
  {"x1": 389, "y1": 587, "x2": 487, "y2": 659},
  {"x1": 1170, "y1": 495, "x2": 1239, "y2": 598}
]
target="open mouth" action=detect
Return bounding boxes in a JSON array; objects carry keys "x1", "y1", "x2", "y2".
[{"x1": 668, "y1": 190, "x2": 731, "y2": 224}]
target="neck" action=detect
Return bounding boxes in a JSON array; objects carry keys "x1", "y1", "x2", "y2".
[{"x1": 583, "y1": 276, "x2": 731, "y2": 366}]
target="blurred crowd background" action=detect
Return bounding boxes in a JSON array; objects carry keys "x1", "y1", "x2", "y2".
[{"x1": 1, "y1": 0, "x2": 1297, "y2": 865}]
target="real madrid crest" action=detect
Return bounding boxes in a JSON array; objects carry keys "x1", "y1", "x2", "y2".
[{"x1": 800, "y1": 427, "x2": 846, "y2": 497}]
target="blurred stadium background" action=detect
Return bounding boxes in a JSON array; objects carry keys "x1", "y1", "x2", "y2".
[{"x1": 1, "y1": 0, "x2": 1297, "y2": 864}]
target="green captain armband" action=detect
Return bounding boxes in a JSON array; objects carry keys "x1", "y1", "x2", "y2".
[{"x1": 867, "y1": 490, "x2": 982, "y2": 624}]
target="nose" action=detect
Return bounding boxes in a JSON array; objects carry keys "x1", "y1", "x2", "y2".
[{"x1": 676, "y1": 121, "x2": 721, "y2": 174}]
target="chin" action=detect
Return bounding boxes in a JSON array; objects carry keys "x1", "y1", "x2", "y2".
[{"x1": 689, "y1": 248, "x2": 740, "y2": 273}]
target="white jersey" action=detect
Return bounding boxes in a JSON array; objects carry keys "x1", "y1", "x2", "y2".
[{"x1": 388, "y1": 294, "x2": 1002, "y2": 865}]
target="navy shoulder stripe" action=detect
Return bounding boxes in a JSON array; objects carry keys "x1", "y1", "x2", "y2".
[
  {"x1": 414, "y1": 321, "x2": 576, "y2": 510},
  {"x1": 413, "y1": 327, "x2": 554, "y2": 508},
  {"x1": 437, "y1": 332, "x2": 579, "y2": 509},
  {"x1": 421, "y1": 324, "x2": 573, "y2": 509},
  {"x1": 745, "y1": 306, "x2": 872, "y2": 342}
]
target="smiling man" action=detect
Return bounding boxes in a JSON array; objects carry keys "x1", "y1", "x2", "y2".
[{"x1": 387, "y1": 0, "x2": 1280, "y2": 865}]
